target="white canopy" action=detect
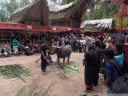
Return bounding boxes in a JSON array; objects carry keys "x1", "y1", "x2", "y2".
[
  {"x1": 47, "y1": 0, "x2": 74, "y2": 12},
  {"x1": 81, "y1": 18, "x2": 113, "y2": 29}
]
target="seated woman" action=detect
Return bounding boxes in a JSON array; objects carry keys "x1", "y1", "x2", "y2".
[{"x1": 1, "y1": 41, "x2": 12, "y2": 55}]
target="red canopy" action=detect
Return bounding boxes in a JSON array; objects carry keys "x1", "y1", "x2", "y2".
[{"x1": 0, "y1": 22, "x2": 81, "y2": 32}]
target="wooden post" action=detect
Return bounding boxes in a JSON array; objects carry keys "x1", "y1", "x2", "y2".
[
  {"x1": 66, "y1": 19, "x2": 68, "y2": 27},
  {"x1": 120, "y1": 16, "x2": 123, "y2": 38},
  {"x1": 58, "y1": 21, "x2": 59, "y2": 26},
  {"x1": 71, "y1": 18, "x2": 73, "y2": 27},
  {"x1": 19, "y1": 30, "x2": 21, "y2": 42},
  {"x1": 0, "y1": 30, "x2": 1, "y2": 41}
]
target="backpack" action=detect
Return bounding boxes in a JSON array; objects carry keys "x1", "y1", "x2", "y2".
[
  {"x1": 110, "y1": 59, "x2": 128, "y2": 93},
  {"x1": 109, "y1": 59, "x2": 123, "y2": 76},
  {"x1": 110, "y1": 59, "x2": 128, "y2": 75},
  {"x1": 121, "y1": 62, "x2": 128, "y2": 74}
]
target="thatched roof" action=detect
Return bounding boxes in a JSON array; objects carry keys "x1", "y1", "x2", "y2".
[
  {"x1": 48, "y1": 0, "x2": 88, "y2": 21},
  {"x1": 81, "y1": 19, "x2": 114, "y2": 32},
  {"x1": 47, "y1": 0, "x2": 74, "y2": 12},
  {"x1": 49, "y1": 4, "x2": 75, "y2": 20},
  {"x1": 9, "y1": 0, "x2": 49, "y2": 25}
]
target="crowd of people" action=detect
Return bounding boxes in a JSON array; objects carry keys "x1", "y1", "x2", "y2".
[
  {"x1": 82, "y1": 36, "x2": 128, "y2": 94},
  {"x1": 0, "y1": 33, "x2": 128, "y2": 94},
  {"x1": 38, "y1": 34, "x2": 128, "y2": 94}
]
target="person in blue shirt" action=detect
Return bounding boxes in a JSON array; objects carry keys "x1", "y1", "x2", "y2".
[
  {"x1": 104, "y1": 48, "x2": 119, "y2": 94},
  {"x1": 114, "y1": 42, "x2": 124, "y2": 68}
]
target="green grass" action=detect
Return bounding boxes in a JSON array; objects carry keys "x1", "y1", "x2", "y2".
[{"x1": 0, "y1": 64, "x2": 30, "y2": 78}]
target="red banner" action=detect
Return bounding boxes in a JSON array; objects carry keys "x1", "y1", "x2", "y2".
[{"x1": 0, "y1": 22, "x2": 82, "y2": 32}]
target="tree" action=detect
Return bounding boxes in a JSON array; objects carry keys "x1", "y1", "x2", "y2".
[
  {"x1": 5, "y1": 0, "x2": 19, "y2": 19},
  {"x1": 111, "y1": 0, "x2": 123, "y2": 5},
  {"x1": 0, "y1": 1, "x2": 8, "y2": 21},
  {"x1": 61, "y1": 0, "x2": 73, "y2": 4},
  {"x1": 0, "y1": 0, "x2": 33, "y2": 21},
  {"x1": 19, "y1": 0, "x2": 31, "y2": 7},
  {"x1": 84, "y1": 1, "x2": 119, "y2": 20}
]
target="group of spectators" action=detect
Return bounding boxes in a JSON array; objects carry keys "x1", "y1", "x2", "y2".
[
  {"x1": 83, "y1": 35, "x2": 127, "y2": 94},
  {"x1": 0, "y1": 38, "x2": 20, "y2": 56},
  {"x1": 0, "y1": 33, "x2": 128, "y2": 94},
  {"x1": 39, "y1": 34, "x2": 128, "y2": 94},
  {"x1": 0, "y1": 38, "x2": 42, "y2": 56}
]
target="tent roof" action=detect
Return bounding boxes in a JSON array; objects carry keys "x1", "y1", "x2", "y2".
[{"x1": 81, "y1": 18, "x2": 113, "y2": 29}]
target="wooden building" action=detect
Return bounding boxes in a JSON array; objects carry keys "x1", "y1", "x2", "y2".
[
  {"x1": 10, "y1": 0, "x2": 49, "y2": 26},
  {"x1": 0, "y1": 0, "x2": 49, "y2": 43},
  {"x1": 48, "y1": 0, "x2": 89, "y2": 28}
]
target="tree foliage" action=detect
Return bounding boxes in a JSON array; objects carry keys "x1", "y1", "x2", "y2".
[
  {"x1": 61, "y1": 0, "x2": 74, "y2": 4},
  {"x1": 0, "y1": 0, "x2": 33, "y2": 21},
  {"x1": 84, "y1": 1, "x2": 119, "y2": 20},
  {"x1": 60, "y1": 0, "x2": 119, "y2": 20},
  {"x1": 0, "y1": 0, "x2": 121, "y2": 21},
  {"x1": 61, "y1": 0, "x2": 86, "y2": 5}
]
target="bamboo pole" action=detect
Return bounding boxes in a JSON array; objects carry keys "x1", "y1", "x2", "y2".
[
  {"x1": 8, "y1": 66, "x2": 26, "y2": 83},
  {"x1": 120, "y1": 16, "x2": 123, "y2": 38}
]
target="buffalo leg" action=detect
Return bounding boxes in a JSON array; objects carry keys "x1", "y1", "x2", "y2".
[
  {"x1": 67, "y1": 55, "x2": 71, "y2": 64},
  {"x1": 57, "y1": 56, "x2": 60, "y2": 65},
  {"x1": 63, "y1": 58, "x2": 65, "y2": 65}
]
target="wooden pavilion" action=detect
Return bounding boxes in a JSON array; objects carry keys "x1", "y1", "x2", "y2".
[
  {"x1": 0, "y1": 0, "x2": 49, "y2": 43},
  {"x1": 0, "y1": 0, "x2": 90, "y2": 43}
]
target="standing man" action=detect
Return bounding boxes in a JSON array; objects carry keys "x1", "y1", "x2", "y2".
[
  {"x1": 94, "y1": 40, "x2": 103, "y2": 86},
  {"x1": 104, "y1": 48, "x2": 120, "y2": 94},
  {"x1": 12, "y1": 38, "x2": 20, "y2": 55},
  {"x1": 40, "y1": 42, "x2": 48, "y2": 75}
]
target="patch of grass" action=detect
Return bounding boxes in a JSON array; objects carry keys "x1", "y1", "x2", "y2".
[{"x1": 0, "y1": 64, "x2": 30, "y2": 78}]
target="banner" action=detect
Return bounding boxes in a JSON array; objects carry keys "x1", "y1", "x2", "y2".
[{"x1": 116, "y1": 16, "x2": 128, "y2": 30}]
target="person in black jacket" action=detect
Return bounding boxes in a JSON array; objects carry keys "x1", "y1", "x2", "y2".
[
  {"x1": 83, "y1": 44, "x2": 98, "y2": 92},
  {"x1": 40, "y1": 42, "x2": 48, "y2": 75},
  {"x1": 94, "y1": 40, "x2": 103, "y2": 86}
]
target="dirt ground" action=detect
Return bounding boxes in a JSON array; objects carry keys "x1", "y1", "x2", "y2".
[{"x1": 0, "y1": 53, "x2": 106, "y2": 96}]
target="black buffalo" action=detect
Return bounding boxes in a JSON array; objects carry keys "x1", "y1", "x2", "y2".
[{"x1": 52, "y1": 45, "x2": 72, "y2": 65}]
